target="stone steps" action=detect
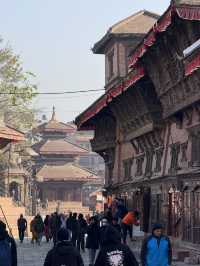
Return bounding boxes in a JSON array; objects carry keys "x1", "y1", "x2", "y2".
[
  {"x1": 38, "y1": 201, "x2": 92, "y2": 217},
  {"x1": 0, "y1": 196, "x2": 33, "y2": 239}
]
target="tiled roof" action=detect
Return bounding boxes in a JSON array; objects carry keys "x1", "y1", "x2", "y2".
[
  {"x1": 36, "y1": 120, "x2": 76, "y2": 134},
  {"x1": 110, "y1": 10, "x2": 159, "y2": 34},
  {"x1": 32, "y1": 139, "x2": 88, "y2": 155},
  {"x1": 36, "y1": 163, "x2": 98, "y2": 182},
  {"x1": 35, "y1": 107, "x2": 76, "y2": 134},
  {"x1": 0, "y1": 126, "x2": 25, "y2": 142},
  {"x1": 93, "y1": 10, "x2": 159, "y2": 54},
  {"x1": 173, "y1": 0, "x2": 200, "y2": 4}
]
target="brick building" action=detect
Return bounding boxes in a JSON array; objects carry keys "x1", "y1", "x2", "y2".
[{"x1": 76, "y1": 0, "x2": 200, "y2": 245}]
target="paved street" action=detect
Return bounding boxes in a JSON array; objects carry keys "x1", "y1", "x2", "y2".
[
  {"x1": 17, "y1": 239, "x2": 141, "y2": 266},
  {"x1": 17, "y1": 238, "x2": 198, "y2": 266},
  {"x1": 17, "y1": 239, "x2": 91, "y2": 266}
]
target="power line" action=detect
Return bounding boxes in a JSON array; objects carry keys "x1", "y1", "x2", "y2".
[
  {"x1": 36, "y1": 92, "x2": 103, "y2": 100},
  {"x1": 0, "y1": 88, "x2": 104, "y2": 95}
]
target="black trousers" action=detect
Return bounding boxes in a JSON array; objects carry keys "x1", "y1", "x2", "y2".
[
  {"x1": 77, "y1": 234, "x2": 85, "y2": 251},
  {"x1": 122, "y1": 223, "x2": 132, "y2": 244},
  {"x1": 19, "y1": 229, "x2": 25, "y2": 242},
  {"x1": 72, "y1": 232, "x2": 77, "y2": 247}
]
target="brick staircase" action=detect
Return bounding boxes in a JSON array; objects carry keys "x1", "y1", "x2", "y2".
[
  {"x1": 0, "y1": 196, "x2": 32, "y2": 238},
  {"x1": 38, "y1": 201, "x2": 92, "y2": 217}
]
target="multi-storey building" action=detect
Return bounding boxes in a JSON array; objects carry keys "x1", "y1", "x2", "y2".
[{"x1": 76, "y1": 0, "x2": 200, "y2": 245}]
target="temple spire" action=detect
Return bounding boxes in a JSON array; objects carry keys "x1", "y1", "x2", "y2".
[{"x1": 51, "y1": 106, "x2": 56, "y2": 121}]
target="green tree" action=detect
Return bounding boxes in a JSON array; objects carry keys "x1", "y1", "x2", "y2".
[{"x1": 0, "y1": 38, "x2": 38, "y2": 131}]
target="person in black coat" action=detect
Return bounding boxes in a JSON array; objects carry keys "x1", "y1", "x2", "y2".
[
  {"x1": 86, "y1": 216, "x2": 100, "y2": 266},
  {"x1": 112, "y1": 218, "x2": 121, "y2": 234},
  {"x1": 66, "y1": 212, "x2": 73, "y2": 231},
  {"x1": 71, "y1": 213, "x2": 79, "y2": 247},
  {"x1": 44, "y1": 228, "x2": 84, "y2": 266},
  {"x1": 94, "y1": 225, "x2": 138, "y2": 266},
  {"x1": 17, "y1": 214, "x2": 27, "y2": 243},
  {"x1": 0, "y1": 221, "x2": 17, "y2": 266},
  {"x1": 77, "y1": 213, "x2": 87, "y2": 252},
  {"x1": 50, "y1": 212, "x2": 61, "y2": 246}
]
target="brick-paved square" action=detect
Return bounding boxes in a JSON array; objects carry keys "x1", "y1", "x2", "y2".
[
  {"x1": 17, "y1": 239, "x2": 90, "y2": 266},
  {"x1": 17, "y1": 239, "x2": 198, "y2": 266}
]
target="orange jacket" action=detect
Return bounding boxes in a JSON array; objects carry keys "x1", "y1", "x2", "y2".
[{"x1": 122, "y1": 212, "x2": 136, "y2": 225}]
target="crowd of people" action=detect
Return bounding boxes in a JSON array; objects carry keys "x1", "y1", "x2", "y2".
[{"x1": 0, "y1": 198, "x2": 172, "y2": 266}]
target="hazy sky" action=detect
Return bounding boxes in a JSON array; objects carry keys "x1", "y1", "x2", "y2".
[{"x1": 1, "y1": 0, "x2": 170, "y2": 122}]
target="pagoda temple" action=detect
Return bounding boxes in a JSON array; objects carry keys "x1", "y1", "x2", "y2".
[{"x1": 32, "y1": 107, "x2": 98, "y2": 215}]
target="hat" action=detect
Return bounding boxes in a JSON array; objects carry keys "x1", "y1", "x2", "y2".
[
  {"x1": 57, "y1": 228, "x2": 70, "y2": 241},
  {"x1": 152, "y1": 223, "x2": 163, "y2": 231}
]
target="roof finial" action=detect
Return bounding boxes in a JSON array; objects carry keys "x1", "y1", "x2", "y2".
[{"x1": 51, "y1": 106, "x2": 56, "y2": 121}]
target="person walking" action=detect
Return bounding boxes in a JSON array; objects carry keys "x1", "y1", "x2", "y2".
[
  {"x1": 44, "y1": 228, "x2": 84, "y2": 266},
  {"x1": 34, "y1": 214, "x2": 44, "y2": 245},
  {"x1": 71, "y1": 213, "x2": 79, "y2": 247},
  {"x1": 112, "y1": 218, "x2": 121, "y2": 234},
  {"x1": 141, "y1": 223, "x2": 172, "y2": 266},
  {"x1": 115, "y1": 199, "x2": 128, "y2": 224},
  {"x1": 0, "y1": 221, "x2": 17, "y2": 266},
  {"x1": 94, "y1": 225, "x2": 138, "y2": 266},
  {"x1": 30, "y1": 217, "x2": 37, "y2": 244},
  {"x1": 50, "y1": 212, "x2": 61, "y2": 245},
  {"x1": 60, "y1": 213, "x2": 67, "y2": 229},
  {"x1": 86, "y1": 216, "x2": 100, "y2": 266},
  {"x1": 17, "y1": 214, "x2": 27, "y2": 243},
  {"x1": 99, "y1": 218, "x2": 109, "y2": 247},
  {"x1": 77, "y1": 213, "x2": 87, "y2": 252},
  {"x1": 121, "y1": 210, "x2": 139, "y2": 244},
  {"x1": 66, "y1": 212, "x2": 73, "y2": 238},
  {"x1": 44, "y1": 215, "x2": 51, "y2": 243}
]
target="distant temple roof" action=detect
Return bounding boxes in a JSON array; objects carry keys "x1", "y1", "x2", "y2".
[
  {"x1": 35, "y1": 107, "x2": 76, "y2": 134},
  {"x1": 33, "y1": 139, "x2": 88, "y2": 155},
  {"x1": 0, "y1": 118, "x2": 25, "y2": 148},
  {"x1": 36, "y1": 163, "x2": 98, "y2": 182},
  {"x1": 93, "y1": 10, "x2": 160, "y2": 54}
]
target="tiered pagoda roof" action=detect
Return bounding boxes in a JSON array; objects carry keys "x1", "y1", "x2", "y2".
[
  {"x1": 36, "y1": 163, "x2": 98, "y2": 182},
  {"x1": 35, "y1": 107, "x2": 76, "y2": 134},
  {"x1": 33, "y1": 107, "x2": 98, "y2": 183},
  {"x1": 32, "y1": 139, "x2": 88, "y2": 155}
]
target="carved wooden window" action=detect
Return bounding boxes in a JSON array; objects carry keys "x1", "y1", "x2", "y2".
[
  {"x1": 145, "y1": 150, "x2": 154, "y2": 177},
  {"x1": 154, "y1": 148, "x2": 164, "y2": 173},
  {"x1": 108, "y1": 50, "x2": 114, "y2": 79},
  {"x1": 181, "y1": 142, "x2": 188, "y2": 162},
  {"x1": 169, "y1": 143, "x2": 180, "y2": 173},
  {"x1": 123, "y1": 158, "x2": 133, "y2": 181},
  {"x1": 191, "y1": 132, "x2": 200, "y2": 167},
  {"x1": 135, "y1": 155, "x2": 144, "y2": 176}
]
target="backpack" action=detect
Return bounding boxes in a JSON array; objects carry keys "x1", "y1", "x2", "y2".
[{"x1": 0, "y1": 239, "x2": 12, "y2": 266}]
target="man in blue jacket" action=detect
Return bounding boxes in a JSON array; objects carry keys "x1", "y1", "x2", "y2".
[{"x1": 141, "y1": 224, "x2": 172, "y2": 266}]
